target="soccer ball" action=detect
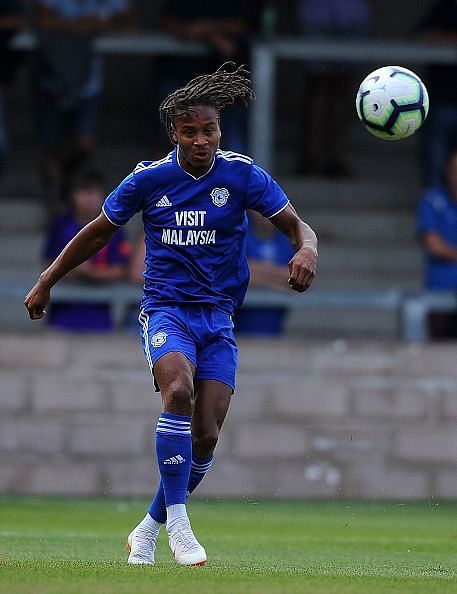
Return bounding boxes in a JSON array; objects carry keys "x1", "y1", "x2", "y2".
[{"x1": 355, "y1": 66, "x2": 429, "y2": 140}]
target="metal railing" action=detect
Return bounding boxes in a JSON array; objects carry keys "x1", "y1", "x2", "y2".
[{"x1": 3, "y1": 278, "x2": 455, "y2": 342}]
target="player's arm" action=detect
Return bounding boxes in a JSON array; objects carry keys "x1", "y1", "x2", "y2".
[
  {"x1": 422, "y1": 230, "x2": 457, "y2": 262},
  {"x1": 270, "y1": 204, "x2": 318, "y2": 293},
  {"x1": 24, "y1": 213, "x2": 118, "y2": 320}
]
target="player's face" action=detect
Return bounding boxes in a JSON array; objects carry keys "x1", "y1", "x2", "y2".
[{"x1": 172, "y1": 105, "x2": 221, "y2": 176}]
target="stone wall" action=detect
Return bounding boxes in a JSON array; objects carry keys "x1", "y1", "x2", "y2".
[{"x1": 1, "y1": 332, "x2": 457, "y2": 499}]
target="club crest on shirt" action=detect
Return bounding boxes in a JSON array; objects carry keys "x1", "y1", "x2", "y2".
[
  {"x1": 151, "y1": 331, "x2": 167, "y2": 348},
  {"x1": 210, "y1": 187, "x2": 229, "y2": 207}
]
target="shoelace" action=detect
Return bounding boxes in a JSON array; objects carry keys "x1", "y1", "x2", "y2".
[
  {"x1": 132, "y1": 529, "x2": 156, "y2": 559},
  {"x1": 171, "y1": 524, "x2": 200, "y2": 553}
]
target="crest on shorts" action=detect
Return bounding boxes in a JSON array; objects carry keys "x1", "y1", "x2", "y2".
[
  {"x1": 151, "y1": 331, "x2": 167, "y2": 348},
  {"x1": 210, "y1": 187, "x2": 229, "y2": 207}
]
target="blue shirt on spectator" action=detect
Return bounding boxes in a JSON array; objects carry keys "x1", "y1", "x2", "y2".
[
  {"x1": 417, "y1": 187, "x2": 457, "y2": 289},
  {"x1": 234, "y1": 216, "x2": 294, "y2": 336}
]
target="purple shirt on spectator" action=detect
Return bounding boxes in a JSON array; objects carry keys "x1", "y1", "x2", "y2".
[{"x1": 43, "y1": 213, "x2": 130, "y2": 331}]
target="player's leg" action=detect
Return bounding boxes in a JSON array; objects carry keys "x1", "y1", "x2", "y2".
[
  {"x1": 128, "y1": 307, "x2": 201, "y2": 565},
  {"x1": 188, "y1": 378, "x2": 232, "y2": 490},
  {"x1": 145, "y1": 380, "x2": 230, "y2": 534},
  {"x1": 152, "y1": 352, "x2": 207, "y2": 565},
  {"x1": 128, "y1": 306, "x2": 234, "y2": 565},
  {"x1": 182, "y1": 307, "x2": 237, "y2": 498},
  {"x1": 154, "y1": 379, "x2": 230, "y2": 567},
  {"x1": 128, "y1": 352, "x2": 202, "y2": 565}
]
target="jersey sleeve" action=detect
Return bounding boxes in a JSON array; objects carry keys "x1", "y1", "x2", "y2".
[
  {"x1": 102, "y1": 171, "x2": 143, "y2": 226},
  {"x1": 245, "y1": 164, "x2": 289, "y2": 218}
]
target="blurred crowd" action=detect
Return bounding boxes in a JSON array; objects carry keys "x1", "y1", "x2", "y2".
[{"x1": 2, "y1": 0, "x2": 457, "y2": 338}]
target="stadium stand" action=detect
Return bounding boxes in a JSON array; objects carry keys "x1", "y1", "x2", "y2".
[{"x1": 1, "y1": 9, "x2": 456, "y2": 341}]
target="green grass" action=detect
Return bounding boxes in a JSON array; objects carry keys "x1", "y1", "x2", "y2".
[{"x1": 0, "y1": 497, "x2": 456, "y2": 593}]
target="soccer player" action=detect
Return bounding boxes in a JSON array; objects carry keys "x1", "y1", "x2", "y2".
[{"x1": 24, "y1": 63, "x2": 318, "y2": 566}]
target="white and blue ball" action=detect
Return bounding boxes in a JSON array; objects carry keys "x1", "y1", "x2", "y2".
[{"x1": 355, "y1": 65, "x2": 429, "y2": 141}]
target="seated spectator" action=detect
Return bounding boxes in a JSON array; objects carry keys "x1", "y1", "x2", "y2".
[
  {"x1": 234, "y1": 210, "x2": 295, "y2": 336},
  {"x1": 42, "y1": 170, "x2": 131, "y2": 332},
  {"x1": 417, "y1": 148, "x2": 457, "y2": 339},
  {"x1": 33, "y1": 0, "x2": 133, "y2": 210}
]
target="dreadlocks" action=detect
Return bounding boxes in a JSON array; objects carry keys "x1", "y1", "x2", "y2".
[{"x1": 159, "y1": 62, "x2": 255, "y2": 140}]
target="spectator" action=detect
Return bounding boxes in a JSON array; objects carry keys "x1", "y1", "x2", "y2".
[
  {"x1": 418, "y1": 0, "x2": 457, "y2": 189},
  {"x1": 128, "y1": 233, "x2": 146, "y2": 285},
  {"x1": 42, "y1": 170, "x2": 131, "y2": 332},
  {"x1": 125, "y1": 231, "x2": 146, "y2": 331},
  {"x1": 33, "y1": 0, "x2": 133, "y2": 210},
  {"x1": 151, "y1": 0, "x2": 253, "y2": 157},
  {"x1": 234, "y1": 210, "x2": 295, "y2": 335},
  {"x1": 417, "y1": 148, "x2": 457, "y2": 339},
  {"x1": 294, "y1": 0, "x2": 372, "y2": 177},
  {"x1": 0, "y1": 1, "x2": 26, "y2": 185}
]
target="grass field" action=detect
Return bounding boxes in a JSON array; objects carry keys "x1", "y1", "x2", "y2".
[{"x1": 0, "y1": 497, "x2": 456, "y2": 594}]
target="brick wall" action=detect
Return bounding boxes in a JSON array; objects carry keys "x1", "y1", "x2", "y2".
[{"x1": 1, "y1": 333, "x2": 457, "y2": 499}]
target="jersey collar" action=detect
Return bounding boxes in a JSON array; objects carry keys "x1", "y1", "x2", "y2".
[{"x1": 175, "y1": 147, "x2": 216, "y2": 180}]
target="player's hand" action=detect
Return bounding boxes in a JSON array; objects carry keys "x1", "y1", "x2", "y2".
[
  {"x1": 287, "y1": 247, "x2": 317, "y2": 293},
  {"x1": 24, "y1": 281, "x2": 51, "y2": 320}
]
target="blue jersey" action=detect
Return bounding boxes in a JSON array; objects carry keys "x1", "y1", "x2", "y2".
[{"x1": 103, "y1": 148, "x2": 289, "y2": 314}]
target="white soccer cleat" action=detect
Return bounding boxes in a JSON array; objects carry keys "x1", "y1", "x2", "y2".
[
  {"x1": 168, "y1": 522, "x2": 207, "y2": 566},
  {"x1": 126, "y1": 527, "x2": 156, "y2": 565}
]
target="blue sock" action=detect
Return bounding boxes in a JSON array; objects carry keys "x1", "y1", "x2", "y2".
[
  {"x1": 155, "y1": 412, "x2": 192, "y2": 508},
  {"x1": 187, "y1": 454, "x2": 214, "y2": 495},
  {"x1": 149, "y1": 453, "x2": 213, "y2": 524}
]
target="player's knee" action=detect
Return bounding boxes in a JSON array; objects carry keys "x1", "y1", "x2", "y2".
[
  {"x1": 164, "y1": 380, "x2": 193, "y2": 413},
  {"x1": 193, "y1": 432, "x2": 218, "y2": 458}
]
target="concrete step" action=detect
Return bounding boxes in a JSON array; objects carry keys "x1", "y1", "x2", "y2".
[
  {"x1": 307, "y1": 210, "x2": 416, "y2": 246},
  {"x1": 0, "y1": 233, "x2": 43, "y2": 266},
  {"x1": 316, "y1": 244, "x2": 422, "y2": 276},
  {"x1": 281, "y1": 177, "x2": 421, "y2": 212},
  {"x1": 286, "y1": 307, "x2": 398, "y2": 339},
  {"x1": 0, "y1": 200, "x2": 46, "y2": 231},
  {"x1": 0, "y1": 300, "x2": 40, "y2": 332},
  {"x1": 312, "y1": 276, "x2": 420, "y2": 291}
]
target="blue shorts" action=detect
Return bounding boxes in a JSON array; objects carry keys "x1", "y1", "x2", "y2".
[{"x1": 139, "y1": 304, "x2": 238, "y2": 392}]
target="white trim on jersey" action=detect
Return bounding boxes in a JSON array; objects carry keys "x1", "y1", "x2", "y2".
[
  {"x1": 102, "y1": 205, "x2": 121, "y2": 226},
  {"x1": 134, "y1": 154, "x2": 173, "y2": 174},
  {"x1": 267, "y1": 200, "x2": 290, "y2": 219},
  {"x1": 218, "y1": 149, "x2": 252, "y2": 161},
  {"x1": 217, "y1": 149, "x2": 252, "y2": 165},
  {"x1": 176, "y1": 147, "x2": 217, "y2": 180}
]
